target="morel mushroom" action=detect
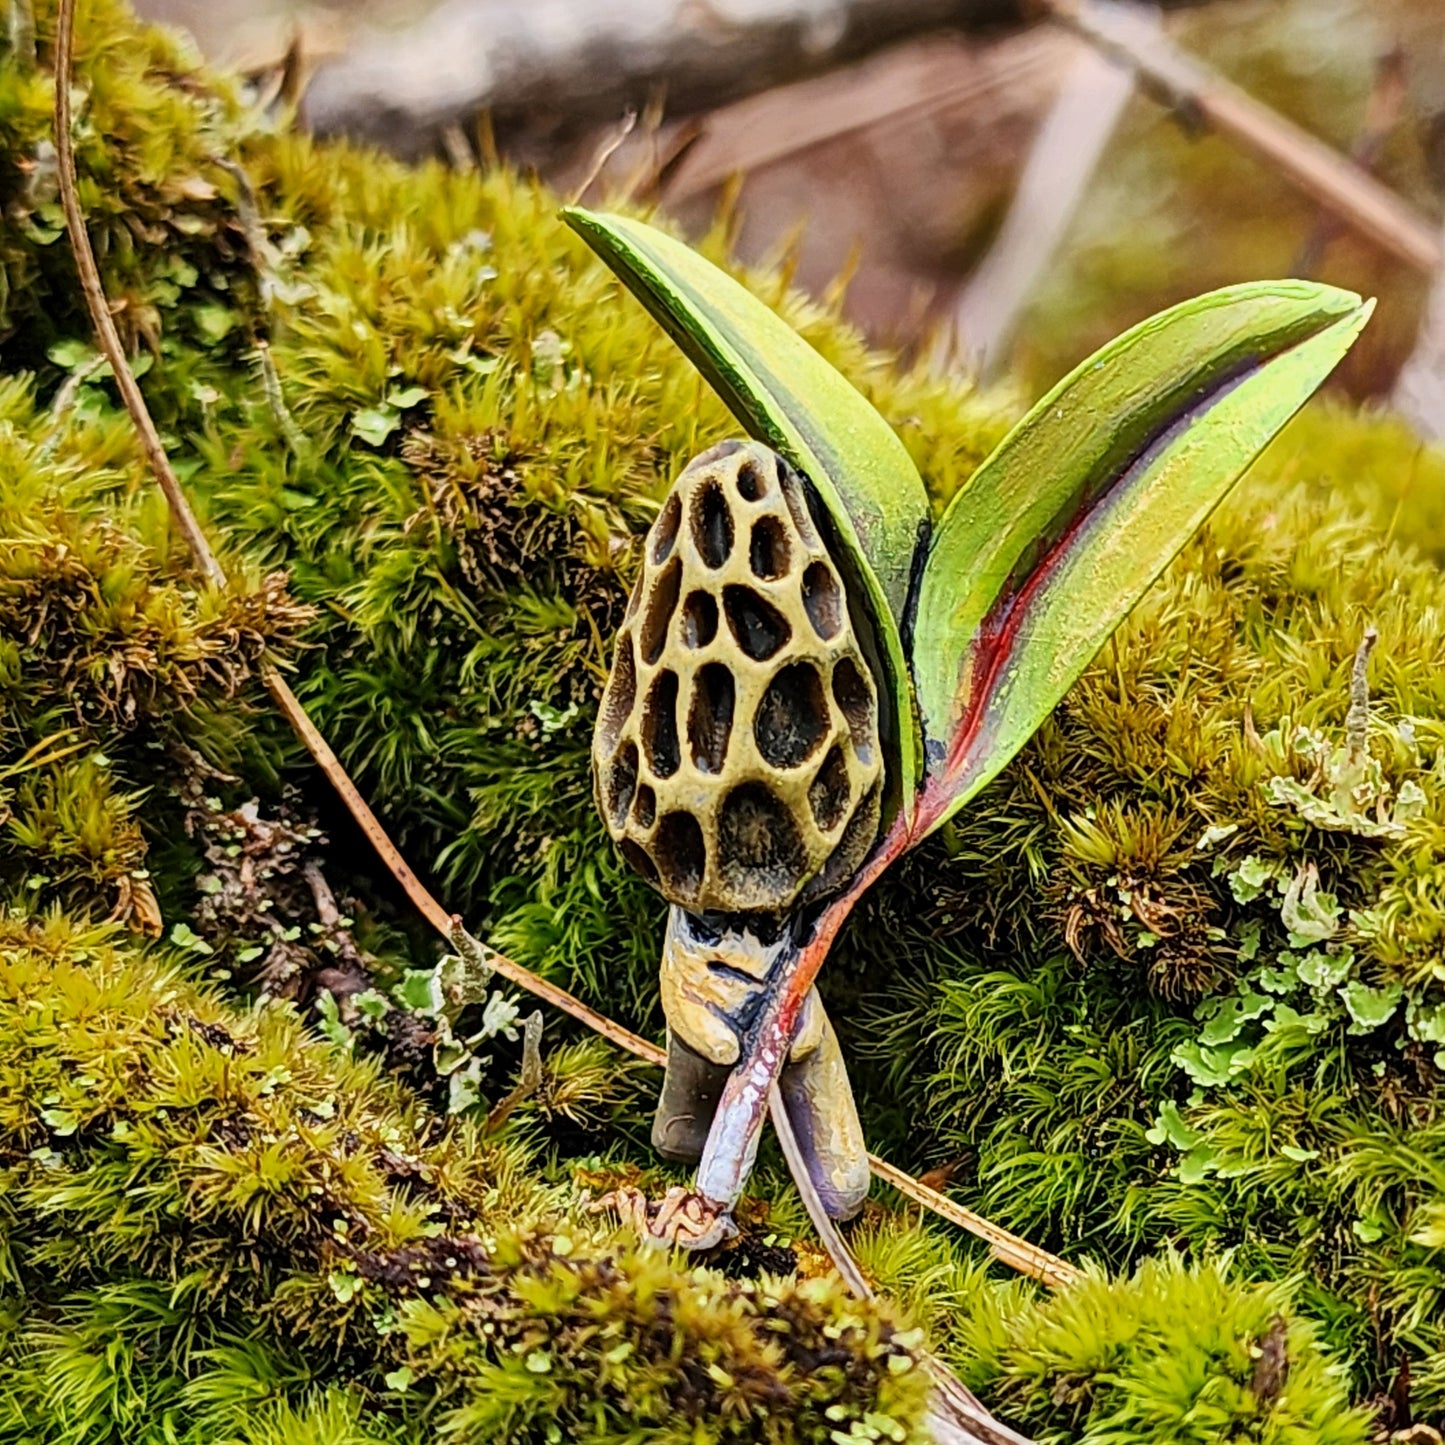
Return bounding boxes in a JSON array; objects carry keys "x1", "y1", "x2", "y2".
[
  {"x1": 593, "y1": 439, "x2": 878, "y2": 1227},
  {"x1": 594, "y1": 439, "x2": 883, "y2": 914}
]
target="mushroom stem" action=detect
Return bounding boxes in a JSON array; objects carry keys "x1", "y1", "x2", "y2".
[{"x1": 692, "y1": 816, "x2": 911, "y2": 1219}]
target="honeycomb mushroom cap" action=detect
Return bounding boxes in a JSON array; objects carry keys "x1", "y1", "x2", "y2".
[{"x1": 592, "y1": 440, "x2": 883, "y2": 915}]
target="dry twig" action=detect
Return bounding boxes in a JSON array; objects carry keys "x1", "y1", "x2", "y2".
[
  {"x1": 941, "y1": 6, "x2": 1154, "y2": 379},
  {"x1": 869, "y1": 1154, "x2": 1082, "y2": 1289},
  {"x1": 1293, "y1": 47, "x2": 1409, "y2": 275},
  {"x1": 772, "y1": 1095, "x2": 1041, "y2": 1445},
  {"x1": 53, "y1": 7, "x2": 224, "y2": 588},
  {"x1": 302, "y1": 0, "x2": 1015, "y2": 157},
  {"x1": 660, "y1": 28, "x2": 1071, "y2": 205},
  {"x1": 1392, "y1": 213, "x2": 1445, "y2": 441}
]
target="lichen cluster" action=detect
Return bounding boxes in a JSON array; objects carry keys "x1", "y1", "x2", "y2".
[{"x1": 0, "y1": 0, "x2": 1440, "y2": 1440}]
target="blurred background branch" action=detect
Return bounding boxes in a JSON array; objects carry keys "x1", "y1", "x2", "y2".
[
  {"x1": 301, "y1": 0, "x2": 1019, "y2": 156},
  {"x1": 140, "y1": 0, "x2": 1445, "y2": 412},
  {"x1": 1393, "y1": 212, "x2": 1445, "y2": 440},
  {"x1": 1052, "y1": 0, "x2": 1439, "y2": 273},
  {"x1": 939, "y1": 5, "x2": 1156, "y2": 380}
]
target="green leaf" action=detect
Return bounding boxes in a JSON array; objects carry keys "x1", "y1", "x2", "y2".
[
  {"x1": 1145, "y1": 1100, "x2": 1201, "y2": 1150},
  {"x1": 396, "y1": 966, "x2": 442, "y2": 1015},
  {"x1": 355, "y1": 989, "x2": 389, "y2": 1020},
  {"x1": 1410, "y1": 1203, "x2": 1445, "y2": 1249},
  {"x1": 1296, "y1": 946, "x2": 1353, "y2": 991},
  {"x1": 193, "y1": 303, "x2": 238, "y2": 346},
  {"x1": 562, "y1": 207, "x2": 927, "y2": 808},
  {"x1": 909, "y1": 282, "x2": 1372, "y2": 837},
  {"x1": 1177, "y1": 1143, "x2": 1219, "y2": 1185},
  {"x1": 1352, "y1": 1213, "x2": 1386, "y2": 1244},
  {"x1": 39, "y1": 1106, "x2": 79, "y2": 1137},
  {"x1": 1173, "y1": 1038, "x2": 1256, "y2": 1089},
  {"x1": 315, "y1": 990, "x2": 351, "y2": 1051},
  {"x1": 351, "y1": 405, "x2": 401, "y2": 447},
  {"x1": 168, "y1": 920, "x2": 213, "y2": 956},
  {"x1": 1195, "y1": 822, "x2": 1239, "y2": 852},
  {"x1": 1406, "y1": 1000, "x2": 1445, "y2": 1046},
  {"x1": 1198, "y1": 991, "x2": 1272, "y2": 1047},
  {"x1": 327, "y1": 1268, "x2": 362, "y2": 1304},
  {"x1": 47, "y1": 338, "x2": 98, "y2": 371},
  {"x1": 1230, "y1": 855, "x2": 1280, "y2": 905}
]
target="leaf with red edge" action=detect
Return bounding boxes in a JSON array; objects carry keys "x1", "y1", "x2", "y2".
[{"x1": 910, "y1": 281, "x2": 1373, "y2": 840}]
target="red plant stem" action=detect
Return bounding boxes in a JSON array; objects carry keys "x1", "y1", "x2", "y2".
[{"x1": 694, "y1": 811, "x2": 914, "y2": 1209}]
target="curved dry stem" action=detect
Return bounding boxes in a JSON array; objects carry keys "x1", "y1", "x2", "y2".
[{"x1": 53, "y1": 0, "x2": 226, "y2": 588}]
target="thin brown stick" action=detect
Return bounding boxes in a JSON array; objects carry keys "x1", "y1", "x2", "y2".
[
  {"x1": 942, "y1": 16, "x2": 1146, "y2": 380},
  {"x1": 1050, "y1": 0, "x2": 1440, "y2": 275},
  {"x1": 570, "y1": 109, "x2": 638, "y2": 206},
  {"x1": 1292, "y1": 46, "x2": 1408, "y2": 275},
  {"x1": 923, "y1": 1359, "x2": 1039, "y2": 1445},
  {"x1": 51, "y1": 0, "x2": 1074, "y2": 1311},
  {"x1": 869, "y1": 1153, "x2": 1082, "y2": 1289},
  {"x1": 52, "y1": 2, "x2": 664, "y2": 1072},
  {"x1": 53, "y1": 0, "x2": 226, "y2": 589}
]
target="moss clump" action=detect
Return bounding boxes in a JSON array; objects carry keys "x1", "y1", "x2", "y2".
[
  {"x1": 0, "y1": 372, "x2": 310, "y2": 930},
  {"x1": 958, "y1": 1256, "x2": 1370, "y2": 1445},
  {"x1": 840, "y1": 1219, "x2": 1373, "y2": 1443},
  {"x1": 0, "y1": 0, "x2": 1439, "y2": 1437},
  {"x1": 0, "y1": 915, "x2": 930, "y2": 1444}
]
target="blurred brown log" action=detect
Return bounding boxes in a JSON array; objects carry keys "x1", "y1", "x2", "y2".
[
  {"x1": 645, "y1": 28, "x2": 1073, "y2": 345},
  {"x1": 302, "y1": 0, "x2": 1024, "y2": 154},
  {"x1": 657, "y1": 23, "x2": 1062, "y2": 202}
]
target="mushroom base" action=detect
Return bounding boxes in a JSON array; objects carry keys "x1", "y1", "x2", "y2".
[{"x1": 654, "y1": 907, "x2": 869, "y2": 1226}]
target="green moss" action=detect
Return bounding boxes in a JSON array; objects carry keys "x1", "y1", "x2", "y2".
[
  {"x1": 1, "y1": 0, "x2": 1441, "y2": 1435},
  {"x1": 0, "y1": 914, "x2": 929, "y2": 1443},
  {"x1": 958, "y1": 1255, "x2": 1370, "y2": 1445}
]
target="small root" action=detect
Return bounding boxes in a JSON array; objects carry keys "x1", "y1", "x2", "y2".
[{"x1": 588, "y1": 1185, "x2": 737, "y2": 1251}]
